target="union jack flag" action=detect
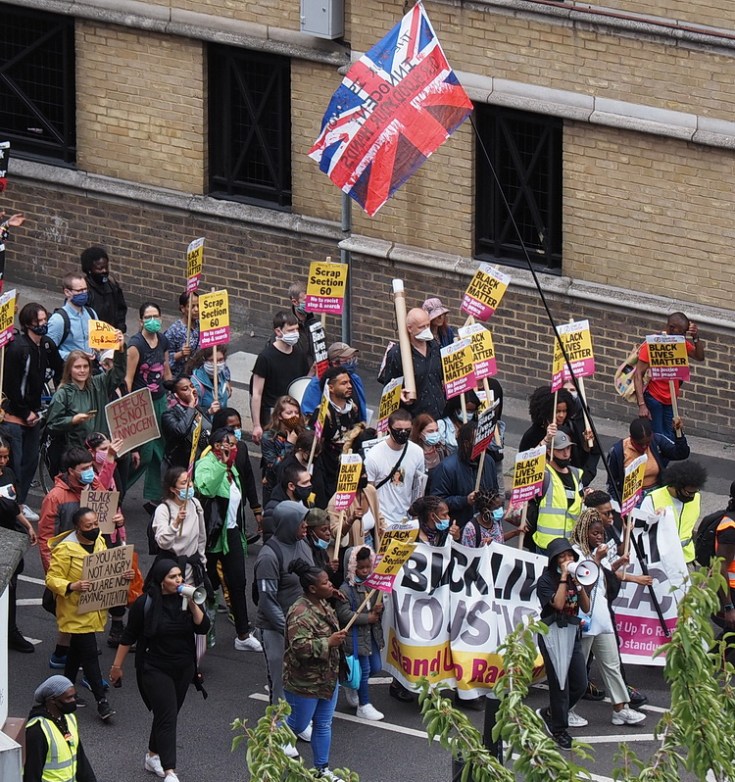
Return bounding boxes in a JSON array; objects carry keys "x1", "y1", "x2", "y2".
[{"x1": 308, "y1": 2, "x2": 473, "y2": 216}]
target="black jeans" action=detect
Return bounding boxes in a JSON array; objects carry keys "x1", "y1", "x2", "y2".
[
  {"x1": 65, "y1": 631, "x2": 106, "y2": 702},
  {"x1": 539, "y1": 629, "x2": 587, "y2": 733},
  {"x1": 207, "y1": 528, "x2": 250, "y2": 635},
  {"x1": 141, "y1": 662, "x2": 194, "y2": 771}
]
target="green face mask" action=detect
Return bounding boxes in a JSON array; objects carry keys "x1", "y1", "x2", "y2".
[{"x1": 143, "y1": 317, "x2": 162, "y2": 334}]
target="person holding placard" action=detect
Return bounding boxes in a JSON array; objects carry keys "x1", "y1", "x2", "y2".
[
  {"x1": 165, "y1": 290, "x2": 200, "y2": 377},
  {"x1": 126, "y1": 302, "x2": 172, "y2": 503},
  {"x1": 46, "y1": 508, "x2": 122, "y2": 722},
  {"x1": 161, "y1": 375, "x2": 213, "y2": 472},
  {"x1": 80, "y1": 246, "x2": 128, "y2": 333},
  {"x1": 300, "y1": 341, "x2": 368, "y2": 421},
  {"x1": 0, "y1": 302, "x2": 63, "y2": 518},
  {"x1": 378, "y1": 307, "x2": 444, "y2": 419},
  {"x1": 287, "y1": 281, "x2": 320, "y2": 366},
  {"x1": 634, "y1": 311, "x2": 705, "y2": 439},
  {"x1": 188, "y1": 345, "x2": 230, "y2": 412},
  {"x1": 45, "y1": 333, "x2": 126, "y2": 476},
  {"x1": 639, "y1": 460, "x2": 707, "y2": 565}
]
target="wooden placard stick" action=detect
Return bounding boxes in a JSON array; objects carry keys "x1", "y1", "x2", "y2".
[
  {"x1": 576, "y1": 376, "x2": 594, "y2": 449},
  {"x1": 344, "y1": 589, "x2": 377, "y2": 631},
  {"x1": 484, "y1": 380, "x2": 502, "y2": 446},
  {"x1": 669, "y1": 381, "x2": 683, "y2": 439},
  {"x1": 331, "y1": 449, "x2": 353, "y2": 554},
  {"x1": 186, "y1": 296, "x2": 193, "y2": 346},
  {"x1": 551, "y1": 390, "x2": 558, "y2": 451}
]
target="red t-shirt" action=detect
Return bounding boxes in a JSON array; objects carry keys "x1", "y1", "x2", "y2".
[{"x1": 638, "y1": 340, "x2": 695, "y2": 404}]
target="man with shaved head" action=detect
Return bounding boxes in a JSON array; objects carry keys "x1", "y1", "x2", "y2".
[{"x1": 378, "y1": 306, "x2": 445, "y2": 418}]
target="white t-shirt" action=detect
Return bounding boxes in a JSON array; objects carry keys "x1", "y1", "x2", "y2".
[
  {"x1": 573, "y1": 544, "x2": 614, "y2": 636},
  {"x1": 226, "y1": 480, "x2": 242, "y2": 529},
  {"x1": 365, "y1": 439, "x2": 425, "y2": 523}
]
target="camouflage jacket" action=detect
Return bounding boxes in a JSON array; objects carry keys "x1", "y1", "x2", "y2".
[{"x1": 283, "y1": 596, "x2": 340, "y2": 700}]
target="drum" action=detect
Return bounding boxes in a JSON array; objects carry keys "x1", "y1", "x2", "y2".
[{"x1": 288, "y1": 376, "x2": 312, "y2": 407}]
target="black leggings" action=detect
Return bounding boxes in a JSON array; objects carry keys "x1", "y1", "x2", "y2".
[
  {"x1": 141, "y1": 662, "x2": 194, "y2": 771},
  {"x1": 207, "y1": 528, "x2": 250, "y2": 635},
  {"x1": 65, "y1": 631, "x2": 106, "y2": 702}
]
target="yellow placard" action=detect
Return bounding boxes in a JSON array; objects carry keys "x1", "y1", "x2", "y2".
[
  {"x1": 440, "y1": 338, "x2": 476, "y2": 399},
  {"x1": 305, "y1": 261, "x2": 348, "y2": 314},
  {"x1": 0, "y1": 289, "x2": 16, "y2": 343},
  {"x1": 88, "y1": 320, "x2": 119, "y2": 350},
  {"x1": 377, "y1": 377, "x2": 403, "y2": 433},
  {"x1": 188, "y1": 414, "x2": 203, "y2": 473},
  {"x1": 335, "y1": 454, "x2": 362, "y2": 495},
  {"x1": 621, "y1": 454, "x2": 648, "y2": 515},
  {"x1": 460, "y1": 264, "x2": 511, "y2": 320},
  {"x1": 510, "y1": 445, "x2": 546, "y2": 505},
  {"x1": 186, "y1": 237, "x2": 204, "y2": 291},
  {"x1": 199, "y1": 290, "x2": 230, "y2": 348}
]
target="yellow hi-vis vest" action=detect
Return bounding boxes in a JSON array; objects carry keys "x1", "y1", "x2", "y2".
[
  {"x1": 26, "y1": 713, "x2": 80, "y2": 782},
  {"x1": 649, "y1": 485, "x2": 700, "y2": 563},
  {"x1": 533, "y1": 466, "x2": 582, "y2": 551}
]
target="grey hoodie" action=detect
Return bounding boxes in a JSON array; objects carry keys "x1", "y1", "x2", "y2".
[{"x1": 254, "y1": 501, "x2": 314, "y2": 633}]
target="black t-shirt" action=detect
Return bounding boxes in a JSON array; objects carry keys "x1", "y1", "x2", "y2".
[
  {"x1": 252, "y1": 343, "x2": 310, "y2": 417},
  {"x1": 557, "y1": 469, "x2": 578, "y2": 508},
  {"x1": 537, "y1": 568, "x2": 582, "y2": 625},
  {"x1": 129, "y1": 332, "x2": 169, "y2": 400}
]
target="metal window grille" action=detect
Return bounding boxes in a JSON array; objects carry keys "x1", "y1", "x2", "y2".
[
  {"x1": 475, "y1": 105, "x2": 562, "y2": 272},
  {"x1": 208, "y1": 45, "x2": 292, "y2": 209},
  {"x1": 0, "y1": 4, "x2": 76, "y2": 164}
]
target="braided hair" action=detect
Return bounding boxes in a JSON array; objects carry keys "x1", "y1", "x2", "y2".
[{"x1": 570, "y1": 507, "x2": 604, "y2": 557}]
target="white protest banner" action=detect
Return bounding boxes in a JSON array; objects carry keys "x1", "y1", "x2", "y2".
[
  {"x1": 612, "y1": 509, "x2": 688, "y2": 666},
  {"x1": 383, "y1": 541, "x2": 545, "y2": 696},
  {"x1": 105, "y1": 388, "x2": 161, "y2": 456},
  {"x1": 77, "y1": 544, "x2": 133, "y2": 614},
  {"x1": 80, "y1": 488, "x2": 120, "y2": 535}
]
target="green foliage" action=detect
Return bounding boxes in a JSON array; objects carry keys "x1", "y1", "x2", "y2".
[{"x1": 230, "y1": 701, "x2": 358, "y2": 781}]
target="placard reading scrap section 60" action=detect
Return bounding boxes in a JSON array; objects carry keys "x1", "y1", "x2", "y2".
[
  {"x1": 305, "y1": 261, "x2": 348, "y2": 315},
  {"x1": 199, "y1": 289, "x2": 231, "y2": 348}
]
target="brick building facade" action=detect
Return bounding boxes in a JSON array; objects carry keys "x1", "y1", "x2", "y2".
[{"x1": 2, "y1": 0, "x2": 734, "y2": 438}]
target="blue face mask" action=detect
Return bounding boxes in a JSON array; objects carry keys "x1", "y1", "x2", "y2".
[
  {"x1": 353, "y1": 574, "x2": 365, "y2": 583},
  {"x1": 313, "y1": 537, "x2": 329, "y2": 550},
  {"x1": 435, "y1": 519, "x2": 450, "y2": 532},
  {"x1": 178, "y1": 487, "x2": 195, "y2": 501},
  {"x1": 233, "y1": 428, "x2": 242, "y2": 441},
  {"x1": 424, "y1": 431, "x2": 442, "y2": 446},
  {"x1": 71, "y1": 292, "x2": 88, "y2": 307},
  {"x1": 492, "y1": 508, "x2": 504, "y2": 522},
  {"x1": 79, "y1": 467, "x2": 95, "y2": 485}
]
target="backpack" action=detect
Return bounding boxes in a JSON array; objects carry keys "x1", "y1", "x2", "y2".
[
  {"x1": 614, "y1": 343, "x2": 648, "y2": 404},
  {"x1": 147, "y1": 503, "x2": 167, "y2": 556},
  {"x1": 53, "y1": 305, "x2": 96, "y2": 348},
  {"x1": 694, "y1": 510, "x2": 731, "y2": 567}
]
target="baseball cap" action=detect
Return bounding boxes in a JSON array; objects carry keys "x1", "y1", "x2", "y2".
[
  {"x1": 328, "y1": 342, "x2": 359, "y2": 361},
  {"x1": 550, "y1": 431, "x2": 575, "y2": 450}
]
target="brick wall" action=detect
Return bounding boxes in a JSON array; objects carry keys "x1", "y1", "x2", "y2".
[
  {"x1": 76, "y1": 22, "x2": 205, "y2": 192},
  {"x1": 5, "y1": 177, "x2": 730, "y2": 439},
  {"x1": 594, "y1": 0, "x2": 735, "y2": 33}
]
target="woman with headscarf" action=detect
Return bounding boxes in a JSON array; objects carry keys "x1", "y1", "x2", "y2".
[
  {"x1": 24, "y1": 675, "x2": 97, "y2": 782},
  {"x1": 108, "y1": 559, "x2": 209, "y2": 782}
]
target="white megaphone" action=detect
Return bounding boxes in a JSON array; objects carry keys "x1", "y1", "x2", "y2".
[
  {"x1": 566, "y1": 559, "x2": 599, "y2": 586},
  {"x1": 177, "y1": 584, "x2": 207, "y2": 607}
]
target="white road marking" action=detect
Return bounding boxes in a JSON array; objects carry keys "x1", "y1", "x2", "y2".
[
  {"x1": 17, "y1": 598, "x2": 43, "y2": 606},
  {"x1": 18, "y1": 575, "x2": 46, "y2": 585}
]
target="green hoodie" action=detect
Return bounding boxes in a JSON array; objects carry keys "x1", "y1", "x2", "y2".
[{"x1": 194, "y1": 450, "x2": 242, "y2": 555}]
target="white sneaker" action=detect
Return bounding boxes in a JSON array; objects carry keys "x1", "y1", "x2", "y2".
[
  {"x1": 343, "y1": 687, "x2": 359, "y2": 708},
  {"x1": 144, "y1": 753, "x2": 165, "y2": 778},
  {"x1": 356, "y1": 703, "x2": 384, "y2": 721},
  {"x1": 317, "y1": 770, "x2": 345, "y2": 781},
  {"x1": 22, "y1": 505, "x2": 39, "y2": 522},
  {"x1": 163, "y1": 773, "x2": 179, "y2": 782},
  {"x1": 297, "y1": 723, "x2": 312, "y2": 742},
  {"x1": 234, "y1": 633, "x2": 263, "y2": 653},
  {"x1": 567, "y1": 708, "x2": 588, "y2": 728},
  {"x1": 281, "y1": 743, "x2": 299, "y2": 758},
  {"x1": 612, "y1": 706, "x2": 646, "y2": 726}
]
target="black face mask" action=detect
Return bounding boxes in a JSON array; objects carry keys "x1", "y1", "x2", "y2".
[
  {"x1": 91, "y1": 272, "x2": 109, "y2": 284},
  {"x1": 30, "y1": 324, "x2": 48, "y2": 336},
  {"x1": 358, "y1": 473, "x2": 368, "y2": 491},
  {"x1": 294, "y1": 485, "x2": 312, "y2": 502},
  {"x1": 81, "y1": 528, "x2": 101, "y2": 542},
  {"x1": 56, "y1": 699, "x2": 77, "y2": 715},
  {"x1": 676, "y1": 490, "x2": 695, "y2": 504},
  {"x1": 389, "y1": 427, "x2": 410, "y2": 445},
  {"x1": 554, "y1": 457, "x2": 571, "y2": 469}
]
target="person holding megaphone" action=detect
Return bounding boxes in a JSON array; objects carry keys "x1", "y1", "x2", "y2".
[{"x1": 109, "y1": 559, "x2": 210, "y2": 782}]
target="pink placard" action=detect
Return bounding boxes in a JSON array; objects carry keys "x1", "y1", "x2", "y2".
[{"x1": 199, "y1": 326, "x2": 231, "y2": 348}]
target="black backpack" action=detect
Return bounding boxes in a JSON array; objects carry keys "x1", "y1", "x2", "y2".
[{"x1": 694, "y1": 510, "x2": 731, "y2": 567}]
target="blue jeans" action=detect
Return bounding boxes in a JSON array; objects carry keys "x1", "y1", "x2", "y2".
[
  {"x1": 0, "y1": 421, "x2": 42, "y2": 504},
  {"x1": 358, "y1": 638, "x2": 383, "y2": 706},
  {"x1": 285, "y1": 684, "x2": 339, "y2": 770},
  {"x1": 644, "y1": 390, "x2": 674, "y2": 440}
]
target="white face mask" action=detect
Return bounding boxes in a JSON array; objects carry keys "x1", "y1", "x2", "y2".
[
  {"x1": 280, "y1": 331, "x2": 300, "y2": 346},
  {"x1": 414, "y1": 327, "x2": 434, "y2": 342}
]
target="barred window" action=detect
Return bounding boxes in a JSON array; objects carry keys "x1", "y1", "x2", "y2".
[
  {"x1": 475, "y1": 105, "x2": 562, "y2": 272},
  {"x1": 208, "y1": 45, "x2": 292, "y2": 209},
  {"x1": 0, "y1": 4, "x2": 76, "y2": 164}
]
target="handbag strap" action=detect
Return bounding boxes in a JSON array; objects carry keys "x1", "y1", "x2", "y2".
[{"x1": 374, "y1": 442, "x2": 409, "y2": 490}]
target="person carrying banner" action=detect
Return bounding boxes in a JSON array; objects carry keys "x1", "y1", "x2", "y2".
[
  {"x1": 569, "y1": 510, "x2": 647, "y2": 727},
  {"x1": 427, "y1": 421, "x2": 499, "y2": 527},
  {"x1": 24, "y1": 675, "x2": 98, "y2": 782},
  {"x1": 409, "y1": 495, "x2": 460, "y2": 547},
  {"x1": 336, "y1": 546, "x2": 385, "y2": 721},
  {"x1": 109, "y1": 560, "x2": 210, "y2": 782},
  {"x1": 80, "y1": 246, "x2": 128, "y2": 333},
  {"x1": 311, "y1": 369, "x2": 364, "y2": 508},
  {"x1": 300, "y1": 342, "x2": 367, "y2": 421},
  {"x1": 378, "y1": 307, "x2": 444, "y2": 420},
  {"x1": 639, "y1": 460, "x2": 707, "y2": 565},
  {"x1": 0, "y1": 302, "x2": 63, "y2": 519},
  {"x1": 607, "y1": 416, "x2": 690, "y2": 505},
  {"x1": 165, "y1": 291, "x2": 200, "y2": 377},
  {"x1": 527, "y1": 431, "x2": 583, "y2": 553},
  {"x1": 188, "y1": 346, "x2": 231, "y2": 412},
  {"x1": 535, "y1": 538, "x2": 591, "y2": 750},
  {"x1": 260, "y1": 395, "x2": 305, "y2": 506},
  {"x1": 282, "y1": 558, "x2": 347, "y2": 776},
  {"x1": 633, "y1": 311, "x2": 705, "y2": 439},
  {"x1": 46, "y1": 272, "x2": 98, "y2": 360},
  {"x1": 250, "y1": 311, "x2": 311, "y2": 443},
  {"x1": 364, "y1": 409, "x2": 425, "y2": 524}
]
